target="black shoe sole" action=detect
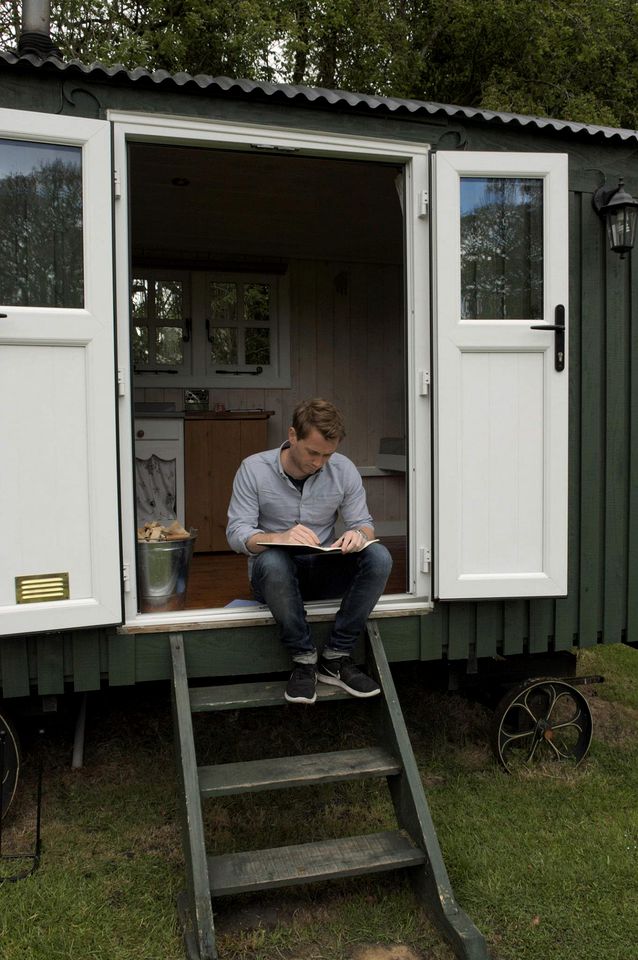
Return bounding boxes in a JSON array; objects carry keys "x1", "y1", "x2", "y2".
[{"x1": 316, "y1": 672, "x2": 380, "y2": 698}]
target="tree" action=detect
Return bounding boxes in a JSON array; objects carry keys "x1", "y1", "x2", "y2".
[{"x1": 2, "y1": 0, "x2": 638, "y2": 128}]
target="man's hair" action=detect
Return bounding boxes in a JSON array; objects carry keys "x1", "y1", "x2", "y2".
[{"x1": 292, "y1": 398, "x2": 346, "y2": 442}]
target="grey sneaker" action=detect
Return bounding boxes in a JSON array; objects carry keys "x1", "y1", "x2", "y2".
[
  {"x1": 284, "y1": 663, "x2": 317, "y2": 704},
  {"x1": 317, "y1": 656, "x2": 380, "y2": 698}
]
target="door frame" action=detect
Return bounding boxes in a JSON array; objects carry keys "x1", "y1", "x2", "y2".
[{"x1": 110, "y1": 111, "x2": 433, "y2": 628}]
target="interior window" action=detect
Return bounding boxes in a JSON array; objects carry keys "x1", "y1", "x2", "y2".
[
  {"x1": 207, "y1": 276, "x2": 273, "y2": 375},
  {"x1": 131, "y1": 273, "x2": 190, "y2": 372}
]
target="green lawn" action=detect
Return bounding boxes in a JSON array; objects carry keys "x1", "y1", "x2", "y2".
[{"x1": 1, "y1": 642, "x2": 637, "y2": 959}]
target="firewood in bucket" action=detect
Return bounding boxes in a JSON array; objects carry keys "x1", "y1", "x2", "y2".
[{"x1": 137, "y1": 520, "x2": 191, "y2": 542}]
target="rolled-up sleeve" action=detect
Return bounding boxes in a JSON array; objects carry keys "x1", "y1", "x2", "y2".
[{"x1": 226, "y1": 460, "x2": 264, "y2": 555}]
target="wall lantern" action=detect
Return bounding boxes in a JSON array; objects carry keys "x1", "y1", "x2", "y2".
[{"x1": 592, "y1": 178, "x2": 638, "y2": 258}]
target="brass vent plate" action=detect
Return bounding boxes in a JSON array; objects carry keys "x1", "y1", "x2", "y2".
[{"x1": 15, "y1": 573, "x2": 70, "y2": 604}]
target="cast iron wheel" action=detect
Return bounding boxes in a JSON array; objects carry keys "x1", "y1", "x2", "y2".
[
  {"x1": 0, "y1": 711, "x2": 20, "y2": 819},
  {"x1": 491, "y1": 679, "x2": 593, "y2": 772}
]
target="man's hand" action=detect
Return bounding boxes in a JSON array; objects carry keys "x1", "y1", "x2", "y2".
[
  {"x1": 278, "y1": 524, "x2": 321, "y2": 546},
  {"x1": 330, "y1": 529, "x2": 368, "y2": 554},
  {"x1": 246, "y1": 524, "x2": 320, "y2": 553}
]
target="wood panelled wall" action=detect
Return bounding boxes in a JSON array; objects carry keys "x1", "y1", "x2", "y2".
[{"x1": 137, "y1": 257, "x2": 407, "y2": 528}]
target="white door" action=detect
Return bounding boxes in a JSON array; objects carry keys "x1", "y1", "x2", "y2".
[
  {"x1": 434, "y1": 152, "x2": 568, "y2": 600},
  {"x1": 0, "y1": 109, "x2": 122, "y2": 634}
]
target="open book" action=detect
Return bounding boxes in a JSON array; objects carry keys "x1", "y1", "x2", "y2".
[{"x1": 256, "y1": 538, "x2": 379, "y2": 553}]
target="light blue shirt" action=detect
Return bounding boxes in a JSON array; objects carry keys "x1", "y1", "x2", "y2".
[{"x1": 226, "y1": 441, "x2": 373, "y2": 572}]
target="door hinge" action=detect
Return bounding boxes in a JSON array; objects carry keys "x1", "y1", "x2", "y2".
[
  {"x1": 419, "y1": 370, "x2": 430, "y2": 396},
  {"x1": 117, "y1": 368, "x2": 126, "y2": 397},
  {"x1": 123, "y1": 562, "x2": 131, "y2": 593},
  {"x1": 420, "y1": 547, "x2": 431, "y2": 573},
  {"x1": 417, "y1": 190, "x2": 429, "y2": 218},
  {"x1": 113, "y1": 169, "x2": 121, "y2": 200}
]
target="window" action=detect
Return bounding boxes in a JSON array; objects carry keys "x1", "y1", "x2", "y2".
[
  {"x1": 0, "y1": 139, "x2": 83, "y2": 308},
  {"x1": 207, "y1": 277, "x2": 273, "y2": 375},
  {"x1": 131, "y1": 268, "x2": 290, "y2": 388},
  {"x1": 131, "y1": 272, "x2": 191, "y2": 373},
  {"x1": 460, "y1": 177, "x2": 543, "y2": 320}
]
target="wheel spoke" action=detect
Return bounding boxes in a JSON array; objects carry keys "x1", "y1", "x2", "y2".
[
  {"x1": 501, "y1": 728, "x2": 536, "y2": 745},
  {"x1": 513, "y1": 695, "x2": 543, "y2": 724},
  {"x1": 524, "y1": 683, "x2": 558, "y2": 720}
]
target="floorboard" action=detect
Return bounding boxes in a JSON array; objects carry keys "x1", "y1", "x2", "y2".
[{"x1": 184, "y1": 537, "x2": 407, "y2": 610}]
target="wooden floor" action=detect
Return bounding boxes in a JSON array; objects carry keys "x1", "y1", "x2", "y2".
[{"x1": 184, "y1": 537, "x2": 407, "y2": 610}]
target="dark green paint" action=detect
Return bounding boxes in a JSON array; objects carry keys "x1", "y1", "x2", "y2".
[{"x1": 0, "y1": 62, "x2": 637, "y2": 698}]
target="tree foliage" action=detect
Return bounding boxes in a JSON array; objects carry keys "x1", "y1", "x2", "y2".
[{"x1": 2, "y1": 0, "x2": 638, "y2": 128}]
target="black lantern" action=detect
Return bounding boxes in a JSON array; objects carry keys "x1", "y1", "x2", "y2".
[{"x1": 592, "y1": 178, "x2": 638, "y2": 258}]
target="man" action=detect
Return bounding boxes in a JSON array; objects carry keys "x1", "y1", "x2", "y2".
[{"x1": 226, "y1": 398, "x2": 393, "y2": 705}]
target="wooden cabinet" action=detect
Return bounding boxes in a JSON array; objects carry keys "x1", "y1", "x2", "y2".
[{"x1": 185, "y1": 414, "x2": 271, "y2": 552}]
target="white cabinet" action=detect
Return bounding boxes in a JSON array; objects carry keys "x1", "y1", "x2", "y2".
[{"x1": 134, "y1": 418, "x2": 185, "y2": 525}]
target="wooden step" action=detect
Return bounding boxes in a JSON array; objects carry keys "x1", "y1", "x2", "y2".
[
  {"x1": 198, "y1": 746, "x2": 400, "y2": 797},
  {"x1": 189, "y1": 679, "x2": 350, "y2": 712},
  {"x1": 207, "y1": 830, "x2": 425, "y2": 896}
]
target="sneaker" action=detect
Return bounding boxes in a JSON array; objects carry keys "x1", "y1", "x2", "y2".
[
  {"x1": 317, "y1": 656, "x2": 381, "y2": 698},
  {"x1": 284, "y1": 663, "x2": 317, "y2": 704}
]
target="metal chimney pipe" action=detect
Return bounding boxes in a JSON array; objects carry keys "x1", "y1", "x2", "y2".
[{"x1": 18, "y1": 0, "x2": 61, "y2": 58}]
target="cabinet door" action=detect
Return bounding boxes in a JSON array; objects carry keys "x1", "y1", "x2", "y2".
[
  {"x1": 185, "y1": 420, "x2": 267, "y2": 551},
  {"x1": 134, "y1": 420, "x2": 185, "y2": 525}
]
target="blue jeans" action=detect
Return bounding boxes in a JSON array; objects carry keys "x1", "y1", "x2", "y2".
[{"x1": 250, "y1": 543, "x2": 393, "y2": 663}]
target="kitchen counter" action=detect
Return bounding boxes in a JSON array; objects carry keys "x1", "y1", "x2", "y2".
[
  {"x1": 134, "y1": 409, "x2": 275, "y2": 420},
  {"x1": 184, "y1": 410, "x2": 275, "y2": 420}
]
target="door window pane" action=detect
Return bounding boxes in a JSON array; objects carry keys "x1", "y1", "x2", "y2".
[
  {"x1": 460, "y1": 177, "x2": 543, "y2": 320},
  {"x1": 0, "y1": 139, "x2": 83, "y2": 307}
]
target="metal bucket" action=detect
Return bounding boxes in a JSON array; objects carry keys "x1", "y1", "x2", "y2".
[{"x1": 136, "y1": 531, "x2": 197, "y2": 612}]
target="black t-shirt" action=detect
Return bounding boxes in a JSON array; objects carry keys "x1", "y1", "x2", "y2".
[{"x1": 285, "y1": 471, "x2": 308, "y2": 493}]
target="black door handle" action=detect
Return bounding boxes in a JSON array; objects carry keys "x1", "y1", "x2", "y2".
[{"x1": 530, "y1": 305, "x2": 565, "y2": 372}]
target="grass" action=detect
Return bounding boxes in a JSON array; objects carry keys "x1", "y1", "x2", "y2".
[{"x1": 1, "y1": 642, "x2": 638, "y2": 959}]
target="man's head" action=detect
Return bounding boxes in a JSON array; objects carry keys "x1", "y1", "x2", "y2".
[
  {"x1": 286, "y1": 398, "x2": 345, "y2": 477},
  {"x1": 291, "y1": 398, "x2": 346, "y2": 443}
]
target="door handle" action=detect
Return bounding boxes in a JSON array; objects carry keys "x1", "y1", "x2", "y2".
[{"x1": 531, "y1": 305, "x2": 565, "y2": 372}]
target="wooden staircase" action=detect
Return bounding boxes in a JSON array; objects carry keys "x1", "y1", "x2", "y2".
[{"x1": 170, "y1": 623, "x2": 488, "y2": 960}]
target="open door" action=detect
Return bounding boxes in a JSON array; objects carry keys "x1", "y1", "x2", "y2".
[
  {"x1": 434, "y1": 152, "x2": 568, "y2": 600},
  {"x1": 0, "y1": 108, "x2": 122, "y2": 635}
]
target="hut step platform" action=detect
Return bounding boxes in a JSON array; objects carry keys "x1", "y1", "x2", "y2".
[{"x1": 170, "y1": 624, "x2": 488, "y2": 960}]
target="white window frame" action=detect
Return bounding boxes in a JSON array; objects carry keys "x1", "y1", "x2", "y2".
[
  {"x1": 131, "y1": 268, "x2": 192, "y2": 376},
  {"x1": 196, "y1": 268, "x2": 290, "y2": 388},
  {"x1": 111, "y1": 111, "x2": 432, "y2": 628}
]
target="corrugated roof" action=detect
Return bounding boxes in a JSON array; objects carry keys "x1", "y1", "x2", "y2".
[{"x1": 2, "y1": 49, "x2": 638, "y2": 145}]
